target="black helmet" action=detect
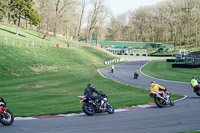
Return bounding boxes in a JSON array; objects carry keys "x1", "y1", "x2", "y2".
[
  {"x1": 151, "y1": 81, "x2": 156, "y2": 84},
  {"x1": 87, "y1": 83, "x2": 93, "y2": 88},
  {"x1": 192, "y1": 77, "x2": 195, "y2": 79}
]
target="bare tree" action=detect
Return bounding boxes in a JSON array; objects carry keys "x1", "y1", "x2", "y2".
[{"x1": 86, "y1": 0, "x2": 109, "y2": 44}]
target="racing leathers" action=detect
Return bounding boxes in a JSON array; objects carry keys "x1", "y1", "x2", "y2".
[
  {"x1": 84, "y1": 86, "x2": 101, "y2": 100},
  {"x1": 191, "y1": 78, "x2": 199, "y2": 88},
  {"x1": 150, "y1": 83, "x2": 166, "y2": 92}
]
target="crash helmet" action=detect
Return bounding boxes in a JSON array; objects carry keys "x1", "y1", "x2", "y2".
[
  {"x1": 87, "y1": 83, "x2": 93, "y2": 88},
  {"x1": 151, "y1": 81, "x2": 156, "y2": 84},
  {"x1": 192, "y1": 77, "x2": 195, "y2": 79}
]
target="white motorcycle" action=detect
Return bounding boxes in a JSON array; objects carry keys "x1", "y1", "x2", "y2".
[{"x1": 149, "y1": 90, "x2": 174, "y2": 108}]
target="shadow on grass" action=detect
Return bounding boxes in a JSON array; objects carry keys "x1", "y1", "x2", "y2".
[
  {"x1": 0, "y1": 28, "x2": 26, "y2": 37},
  {"x1": 24, "y1": 30, "x2": 43, "y2": 39}
]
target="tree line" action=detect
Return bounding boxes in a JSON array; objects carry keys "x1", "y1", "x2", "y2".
[
  {"x1": 109, "y1": 0, "x2": 200, "y2": 48},
  {"x1": 1, "y1": 0, "x2": 200, "y2": 48},
  {"x1": 0, "y1": 0, "x2": 110, "y2": 44}
]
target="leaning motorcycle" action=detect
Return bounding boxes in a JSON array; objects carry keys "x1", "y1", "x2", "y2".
[
  {"x1": 193, "y1": 85, "x2": 200, "y2": 96},
  {"x1": 78, "y1": 91, "x2": 114, "y2": 116},
  {"x1": 0, "y1": 97, "x2": 14, "y2": 126},
  {"x1": 149, "y1": 90, "x2": 174, "y2": 108}
]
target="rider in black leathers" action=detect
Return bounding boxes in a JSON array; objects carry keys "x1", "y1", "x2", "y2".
[{"x1": 84, "y1": 83, "x2": 104, "y2": 109}]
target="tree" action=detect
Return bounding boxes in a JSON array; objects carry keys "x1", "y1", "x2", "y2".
[
  {"x1": 77, "y1": 0, "x2": 86, "y2": 40},
  {"x1": 9, "y1": 0, "x2": 40, "y2": 35},
  {"x1": 86, "y1": 0, "x2": 110, "y2": 44},
  {"x1": 53, "y1": 0, "x2": 77, "y2": 37},
  {"x1": 0, "y1": 0, "x2": 6, "y2": 20}
]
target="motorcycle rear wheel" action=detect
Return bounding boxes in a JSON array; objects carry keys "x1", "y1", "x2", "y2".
[
  {"x1": 0, "y1": 109, "x2": 14, "y2": 126},
  {"x1": 82, "y1": 103, "x2": 95, "y2": 116},
  {"x1": 196, "y1": 90, "x2": 200, "y2": 96},
  {"x1": 154, "y1": 97, "x2": 164, "y2": 108}
]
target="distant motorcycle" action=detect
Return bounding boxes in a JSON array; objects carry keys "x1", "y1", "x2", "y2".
[
  {"x1": 134, "y1": 73, "x2": 138, "y2": 79},
  {"x1": 149, "y1": 90, "x2": 174, "y2": 108},
  {"x1": 111, "y1": 65, "x2": 115, "y2": 73},
  {"x1": 0, "y1": 97, "x2": 14, "y2": 126},
  {"x1": 78, "y1": 91, "x2": 114, "y2": 116},
  {"x1": 193, "y1": 85, "x2": 200, "y2": 96}
]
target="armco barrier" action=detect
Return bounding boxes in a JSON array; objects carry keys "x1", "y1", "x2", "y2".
[{"x1": 105, "y1": 58, "x2": 123, "y2": 65}]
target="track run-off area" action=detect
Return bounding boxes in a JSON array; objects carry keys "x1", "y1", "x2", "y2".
[{"x1": 1, "y1": 56, "x2": 200, "y2": 133}]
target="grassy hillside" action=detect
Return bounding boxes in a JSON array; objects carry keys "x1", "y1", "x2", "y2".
[
  {"x1": 0, "y1": 23, "x2": 182, "y2": 117},
  {"x1": 0, "y1": 23, "x2": 83, "y2": 48}
]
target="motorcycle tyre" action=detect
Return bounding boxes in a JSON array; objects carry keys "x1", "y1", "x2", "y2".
[
  {"x1": 82, "y1": 103, "x2": 95, "y2": 116},
  {"x1": 170, "y1": 99, "x2": 174, "y2": 106},
  {"x1": 0, "y1": 109, "x2": 14, "y2": 126},
  {"x1": 154, "y1": 97, "x2": 164, "y2": 108},
  {"x1": 106, "y1": 103, "x2": 114, "y2": 114}
]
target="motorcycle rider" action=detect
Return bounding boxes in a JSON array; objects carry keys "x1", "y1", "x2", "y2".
[
  {"x1": 134, "y1": 70, "x2": 139, "y2": 78},
  {"x1": 150, "y1": 81, "x2": 170, "y2": 102},
  {"x1": 84, "y1": 83, "x2": 104, "y2": 109},
  {"x1": 111, "y1": 65, "x2": 115, "y2": 73},
  {"x1": 150, "y1": 81, "x2": 166, "y2": 92},
  {"x1": 191, "y1": 77, "x2": 200, "y2": 94}
]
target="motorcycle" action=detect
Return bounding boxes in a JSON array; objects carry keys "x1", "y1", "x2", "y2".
[
  {"x1": 149, "y1": 90, "x2": 174, "y2": 108},
  {"x1": 134, "y1": 73, "x2": 138, "y2": 79},
  {"x1": 0, "y1": 97, "x2": 14, "y2": 126},
  {"x1": 111, "y1": 65, "x2": 115, "y2": 73},
  {"x1": 193, "y1": 85, "x2": 200, "y2": 96},
  {"x1": 78, "y1": 92, "x2": 114, "y2": 116}
]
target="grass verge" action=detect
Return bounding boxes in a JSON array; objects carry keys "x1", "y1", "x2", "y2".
[{"x1": 141, "y1": 61, "x2": 200, "y2": 82}]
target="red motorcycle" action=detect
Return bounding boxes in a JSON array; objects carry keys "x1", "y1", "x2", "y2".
[
  {"x1": 0, "y1": 97, "x2": 14, "y2": 126},
  {"x1": 194, "y1": 85, "x2": 200, "y2": 96}
]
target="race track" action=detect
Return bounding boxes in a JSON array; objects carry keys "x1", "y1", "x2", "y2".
[{"x1": 1, "y1": 61, "x2": 200, "y2": 133}]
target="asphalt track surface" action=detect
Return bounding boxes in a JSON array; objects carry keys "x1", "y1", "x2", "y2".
[{"x1": 1, "y1": 61, "x2": 200, "y2": 133}]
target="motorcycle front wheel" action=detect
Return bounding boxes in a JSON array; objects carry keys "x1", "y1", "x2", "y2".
[
  {"x1": 82, "y1": 103, "x2": 95, "y2": 116},
  {"x1": 0, "y1": 109, "x2": 14, "y2": 126},
  {"x1": 106, "y1": 103, "x2": 114, "y2": 114},
  {"x1": 154, "y1": 97, "x2": 165, "y2": 108}
]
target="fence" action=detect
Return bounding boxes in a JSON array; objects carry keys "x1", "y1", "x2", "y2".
[
  {"x1": 90, "y1": 40, "x2": 174, "y2": 49},
  {"x1": 0, "y1": 35, "x2": 86, "y2": 49},
  {"x1": 104, "y1": 58, "x2": 123, "y2": 65},
  {"x1": 185, "y1": 57, "x2": 200, "y2": 65}
]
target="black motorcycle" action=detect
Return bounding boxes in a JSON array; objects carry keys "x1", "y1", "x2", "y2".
[{"x1": 134, "y1": 73, "x2": 139, "y2": 79}]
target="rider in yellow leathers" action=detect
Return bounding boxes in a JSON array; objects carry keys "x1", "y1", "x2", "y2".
[{"x1": 150, "y1": 81, "x2": 166, "y2": 92}]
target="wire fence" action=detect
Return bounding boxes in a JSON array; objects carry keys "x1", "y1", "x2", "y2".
[{"x1": 0, "y1": 35, "x2": 87, "y2": 49}]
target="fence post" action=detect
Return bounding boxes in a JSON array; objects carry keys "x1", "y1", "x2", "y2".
[
  {"x1": 5, "y1": 37, "x2": 7, "y2": 45},
  {"x1": 31, "y1": 41, "x2": 35, "y2": 47}
]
